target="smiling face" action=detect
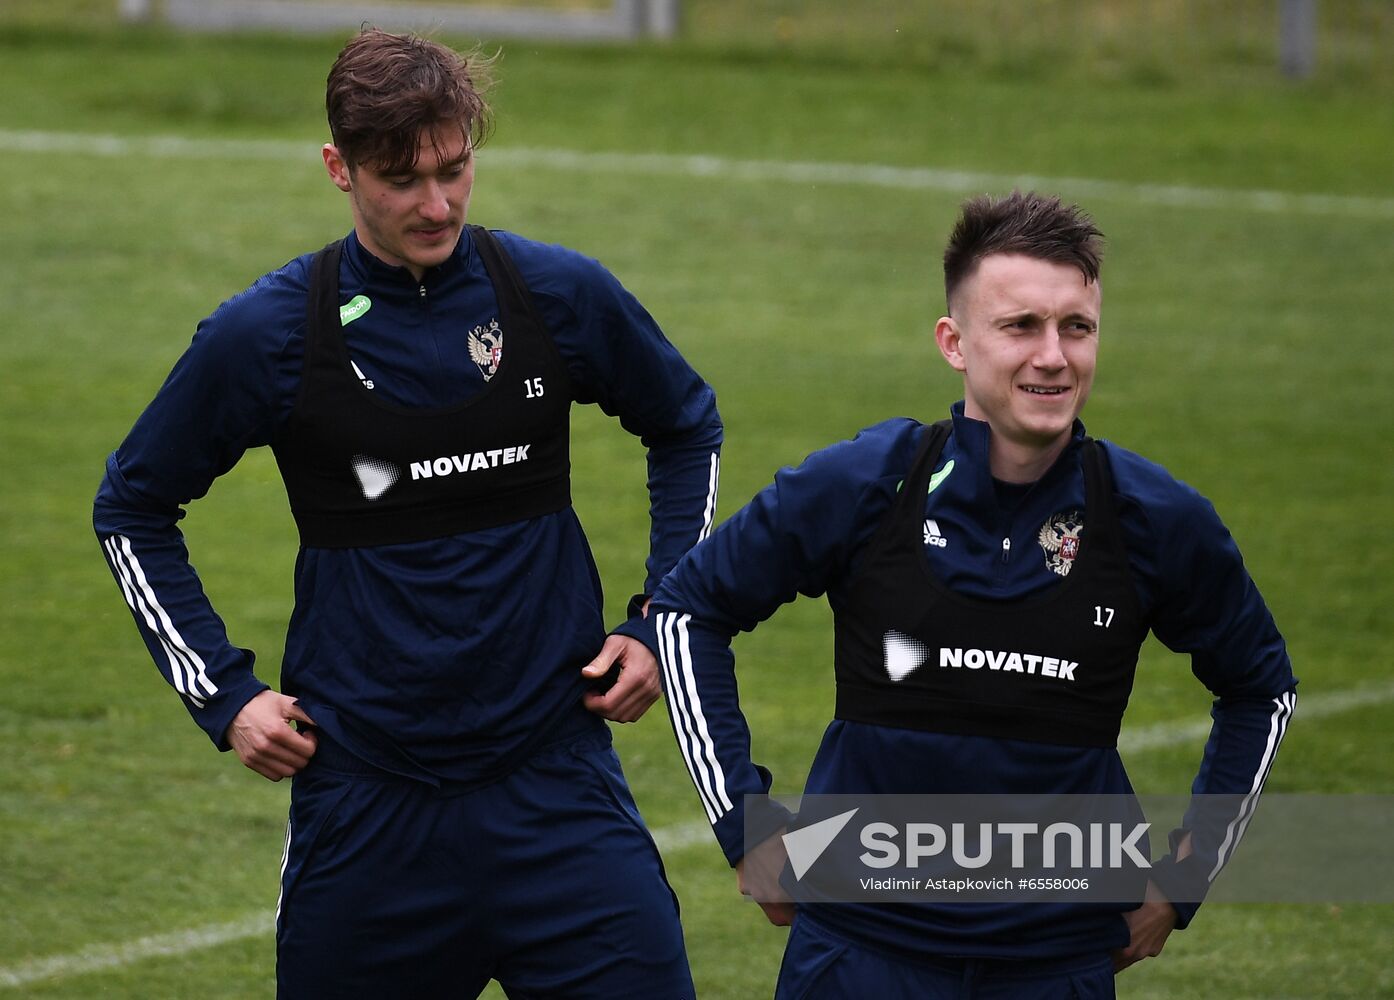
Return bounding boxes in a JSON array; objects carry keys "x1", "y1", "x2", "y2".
[
  {"x1": 323, "y1": 126, "x2": 475, "y2": 280},
  {"x1": 935, "y1": 253, "x2": 1101, "y2": 481}
]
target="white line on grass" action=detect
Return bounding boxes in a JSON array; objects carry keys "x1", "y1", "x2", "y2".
[
  {"x1": 1, "y1": 681, "x2": 1388, "y2": 989},
  {"x1": 0, "y1": 915, "x2": 273, "y2": 990},
  {"x1": 652, "y1": 818, "x2": 715, "y2": 852},
  {"x1": 2, "y1": 128, "x2": 1393, "y2": 220},
  {"x1": 1120, "y1": 679, "x2": 1394, "y2": 754}
]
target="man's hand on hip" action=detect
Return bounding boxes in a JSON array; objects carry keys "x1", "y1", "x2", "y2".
[
  {"x1": 1112, "y1": 879, "x2": 1179, "y2": 972},
  {"x1": 581, "y1": 634, "x2": 662, "y2": 723},
  {"x1": 737, "y1": 829, "x2": 796, "y2": 926},
  {"x1": 226, "y1": 690, "x2": 318, "y2": 781}
]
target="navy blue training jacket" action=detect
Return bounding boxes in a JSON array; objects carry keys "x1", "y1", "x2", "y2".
[
  {"x1": 94, "y1": 227, "x2": 722, "y2": 784},
  {"x1": 647, "y1": 404, "x2": 1296, "y2": 959}
]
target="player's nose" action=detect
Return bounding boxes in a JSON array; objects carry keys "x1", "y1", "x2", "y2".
[
  {"x1": 1032, "y1": 327, "x2": 1067, "y2": 369},
  {"x1": 419, "y1": 181, "x2": 450, "y2": 223}
]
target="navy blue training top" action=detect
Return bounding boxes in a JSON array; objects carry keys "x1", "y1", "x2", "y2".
[
  {"x1": 646, "y1": 405, "x2": 1296, "y2": 958},
  {"x1": 94, "y1": 226, "x2": 722, "y2": 783}
]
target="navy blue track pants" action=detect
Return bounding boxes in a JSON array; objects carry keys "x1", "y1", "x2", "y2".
[
  {"x1": 276, "y1": 728, "x2": 693, "y2": 998},
  {"x1": 775, "y1": 913, "x2": 1116, "y2": 1000}
]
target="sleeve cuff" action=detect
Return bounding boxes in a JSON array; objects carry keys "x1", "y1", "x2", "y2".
[
  {"x1": 1148, "y1": 831, "x2": 1211, "y2": 930},
  {"x1": 714, "y1": 768, "x2": 791, "y2": 867},
  {"x1": 610, "y1": 605, "x2": 659, "y2": 659},
  {"x1": 199, "y1": 663, "x2": 270, "y2": 752}
]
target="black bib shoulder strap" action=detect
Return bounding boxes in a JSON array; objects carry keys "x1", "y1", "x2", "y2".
[
  {"x1": 306, "y1": 241, "x2": 344, "y2": 345},
  {"x1": 857, "y1": 418, "x2": 953, "y2": 567},
  {"x1": 469, "y1": 227, "x2": 540, "y2": 328},
  {"x1": 467, "y1": 225, "x2": 571, "y2": 393},
  {"x1": 894, "y1": 418, "x2": 953, "y2": 514},
  {"x1": 297, "y1": 240, "x2": 348, "y2": 404},
  {"x1": 1080, "y1": 437, "x2": 1125, "y2": 552}
]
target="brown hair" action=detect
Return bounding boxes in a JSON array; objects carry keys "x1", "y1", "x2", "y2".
[
  {"x1": 943, "y1": 192, "x2": 1104, "y2": 311},
  {"x1": 326, "y1": 28, "x2": 494, "y2": 174}
]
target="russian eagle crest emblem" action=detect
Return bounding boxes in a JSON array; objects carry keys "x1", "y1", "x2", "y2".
[
  {"x1": 1038, "y1": 509, "x2": 1085, "y2": 577},
  {"x1": 468, "y1": 319, "x2": 504, "y2": 381}
]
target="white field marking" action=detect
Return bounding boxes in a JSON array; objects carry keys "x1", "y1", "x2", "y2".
[
  {"x1": 1, "y1": 679, "x2": 1388, "y2": 989},
  {"x1": 651, "y1": 818, "x2": 714, "y2": 852},
  {"x1": 2, "y1": 128, "x2": 1393, "y2": 220},
  {"x1": 0, "y1": 914, "x2": 273, "y2": 989},
  {"x1": 1118, "y1": 679, "x2": 1394, "y2": 754}
]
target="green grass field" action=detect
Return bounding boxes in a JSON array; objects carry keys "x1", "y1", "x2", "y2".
[{"x1": 1, "y1": 3, "x2": 1392, "y2": 997}]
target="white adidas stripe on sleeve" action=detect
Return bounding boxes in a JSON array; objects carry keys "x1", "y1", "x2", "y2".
[
  {"x1": 103, "y1": 535, "x2": 219, "y2": 708},
  {"x1": 658, "y1": 611, "x2": 734, "y2": 825},
  {"x1": 699, "y1": 453, "x2": 719, "y2": 542},
  {"x1": 1208, "y1": 689, "x2": 1296, "y2": 881}
]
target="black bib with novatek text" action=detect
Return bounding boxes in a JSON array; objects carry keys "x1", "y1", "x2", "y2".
[
  {"x1": 272, "y1": 226, "x2": 572, "y2": 548},
  {"x1": 833, "y1": 421, "x2": 1149, "y2": 748}
]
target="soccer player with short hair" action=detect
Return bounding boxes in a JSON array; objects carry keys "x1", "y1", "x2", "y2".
[
  {"x1": 95, "y1": 27, "x2": 713, "y2": 998},
  {"x1": 646, "y1": 192, "x2": 1296, "y2": 997}
]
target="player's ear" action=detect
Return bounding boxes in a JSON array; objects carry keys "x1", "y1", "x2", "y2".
[
  {"x1": 934, "y1": 315, "x2": 967, "y2": 372},
  {"x1": 322, "y1": 144, "x2": 353, "y2": 193}
]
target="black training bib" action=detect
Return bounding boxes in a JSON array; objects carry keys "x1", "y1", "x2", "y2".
[
  {"x1": 833, "y1": 421, "x2": 1148, "y2": 748},
  {"x1": 272, "y1": 226, "x2": 572, "y2": 548}
]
